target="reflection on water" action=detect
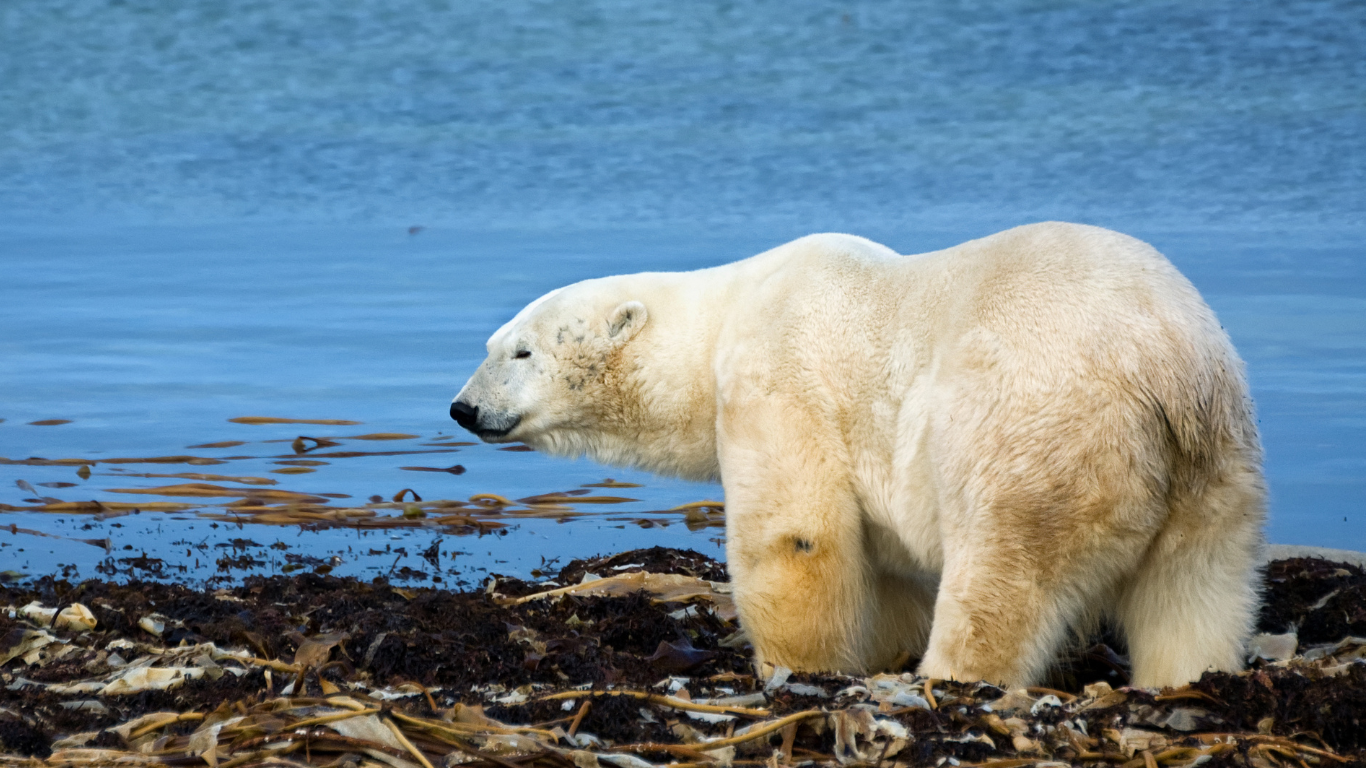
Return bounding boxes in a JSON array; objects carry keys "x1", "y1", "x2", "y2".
[{"x1": 1, "y1": 0, "x2": 1364, "y2": 577}]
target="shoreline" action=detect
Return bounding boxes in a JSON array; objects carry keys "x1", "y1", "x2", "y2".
[
  {"x1": 3, "y1": 546, "x2": 1366, "y2": 765},
  {"x1": 1265, "y1": 544, "x2": 1366, "y2": 569}
]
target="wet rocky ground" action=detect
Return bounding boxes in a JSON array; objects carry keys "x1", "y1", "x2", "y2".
[{"x1": 2, "y1": 549, "x2": 1365, "y2": 767}]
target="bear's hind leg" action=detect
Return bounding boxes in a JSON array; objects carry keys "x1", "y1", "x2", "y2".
[
  {"x1": 1117, "y1": 471, "x2": 1264, "y2": 688},
  {"x1": 918, "y1": 551, "x2": 1099, "y2": 687},
  {"x1": 916, "y1": 487, "x2": 1157, "y2": 687}
]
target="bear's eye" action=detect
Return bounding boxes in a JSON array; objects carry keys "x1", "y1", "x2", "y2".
[{"x1": 513, "y1": 350, "x2": 531, "y2": 359}]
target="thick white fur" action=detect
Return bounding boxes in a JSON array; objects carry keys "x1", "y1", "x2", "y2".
[{"x1": 454, "y1": 222, "x2": 1266, "y2": 689}]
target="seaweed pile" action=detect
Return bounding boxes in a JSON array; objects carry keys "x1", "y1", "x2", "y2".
[{"x1": 3, "y1": 549, "x2": 1366, "y2": 767}]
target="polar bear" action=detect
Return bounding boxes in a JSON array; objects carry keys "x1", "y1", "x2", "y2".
[{"x1": 451, "y1": 222, "x2": 1265, "y2": 689}]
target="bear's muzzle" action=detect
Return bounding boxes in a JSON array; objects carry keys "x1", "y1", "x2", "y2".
[{"x1": 450, "y1": 400, "x2": 521, "y2": 440}]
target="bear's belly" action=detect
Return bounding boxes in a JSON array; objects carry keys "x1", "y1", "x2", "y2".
[
  {"x1": 847, "y1": 389, "x2": 945, "y2": 575},
  {"x1": 853, "y1": 459, "x2": 944, "y2": 576},
  {"x1": 862, "y1": 517, "x2": 930, "y2": 577}
]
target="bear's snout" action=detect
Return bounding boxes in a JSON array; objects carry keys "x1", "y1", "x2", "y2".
[
  {"x1": 450, "y1": 399, "x2": 521, "y2": 439},
  {"x1": 450, "y1": 401, "x2": 479, "y2": 431}
]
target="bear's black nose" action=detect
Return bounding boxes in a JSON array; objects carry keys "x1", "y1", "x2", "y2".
[{"x1": 450, "y1": 401, "x2": 479, "y2": 431}]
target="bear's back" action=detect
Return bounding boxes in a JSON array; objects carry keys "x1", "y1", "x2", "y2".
[{"x1": 713, "y1": 222, "x2": 1251, "y2": 470}]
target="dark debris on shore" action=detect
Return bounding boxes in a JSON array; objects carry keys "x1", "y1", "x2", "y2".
[{"x1": 2, "y1": 549, "x2": 1366, "y2": 767}]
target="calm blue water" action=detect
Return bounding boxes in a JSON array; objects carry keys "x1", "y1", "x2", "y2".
[{"x1": 1, "y1": 0, "x2": 1364, "y2": 581}]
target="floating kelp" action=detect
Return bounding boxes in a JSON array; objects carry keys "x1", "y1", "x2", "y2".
[
  {"x1": 2, "y1": 429, "x2": 688, "y2": 533},
  {"x1": 96, "y1": 472, "x2": 278, "y2": 486},
  {"x1": 3, "y1": 551, "x2": 1366, "y2": 766},
  {"x1": 276, "y1": 448, "x2": 463, "y2": 459},
  {"x1": 400, "y1": 464, "x2": 468, "y2": 474},
  {"x1": 1, "y1": 455, "x2": 224, "y2": 466},
  {"x1": 1, "y1": 500, "x2": 197, "y2": 513},
  {"x1": 0, "y1": 426, "x2": 739, "y2": 586},
  {"x1": 519, "y1": 493, "x2": 640, "y2": 505},
  {"x1": 290, "y1": 436, "x2": 341, "y2": 453},
  {"x1": 105, "y1": 484, "x2": 328, "y2": 502},
  {"x1": 1, "y1": 523, "x2": 109, "y2": 551},
  {"x1": 227, "y1": 417, "x2": 363, "y2": 425},
  {"x1": 3, "y1": 490, "x2": 667, "y2": 532}
]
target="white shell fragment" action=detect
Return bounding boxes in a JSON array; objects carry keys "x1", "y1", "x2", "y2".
[
  {"x1": 0, "y1": 629, "x2": 57, "y2": 666},
  {"x1": 1248, "y1": 631, "x2": 1299, "y2": 662},
  {"x1": 137, "y1": 614, "x2": 167, "y2": 637},
  {"x1": 100, "y1": 666, "x2": 206, "y2": 695},
  {"x1": 684, "y1": 710, "x2": 736, "y2": 724},
  {"x1": 762, "y1": 665, "x2": 792, "y2": 693},
  {"x1": 56, "y1": 603, "x2": 97, "y2": 632},
  {"x1": 864, "y1": 673, "x2": 931, "y2": 710},
  {"x1": 19, "y1": 602, "x2": 58, "y2": 628},
  {"x1": 1030, "y1": 694, "x2": 1064, "y2": 715}
]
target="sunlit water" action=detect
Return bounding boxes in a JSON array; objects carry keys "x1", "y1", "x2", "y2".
[{"x1": 1, "y1": 0, "x2": 1363, "y2": 582}]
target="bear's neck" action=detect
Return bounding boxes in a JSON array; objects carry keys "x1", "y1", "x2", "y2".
[{"x1": 584, "y1": 270, "x2": 727, "y2": 482}]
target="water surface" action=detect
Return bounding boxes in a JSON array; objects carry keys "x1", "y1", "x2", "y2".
[{"x1": 1, "y1": 0, "x2": 1363, "y2": 580}]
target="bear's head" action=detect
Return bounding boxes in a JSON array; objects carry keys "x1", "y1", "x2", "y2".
[{"x1": 451, "y1": 279, "x2": 649, "y2": 456}]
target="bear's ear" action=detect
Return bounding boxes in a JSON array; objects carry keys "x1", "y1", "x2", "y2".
[{"x1": 607, "y1": 301, "x2": 648, "y2": 342}]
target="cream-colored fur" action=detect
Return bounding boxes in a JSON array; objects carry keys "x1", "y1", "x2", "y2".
[{"x1": 452, "y1": 222, "x2": 1266, "y2": 689}]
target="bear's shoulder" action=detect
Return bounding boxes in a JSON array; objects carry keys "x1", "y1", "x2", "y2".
[{"x1": 777, "y1": 232, "x2": 901, "y2": 266}]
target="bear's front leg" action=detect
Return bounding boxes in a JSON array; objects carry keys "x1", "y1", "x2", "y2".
[{"x1": 719, "y1": 399, "x2": 919, "y2": 674}]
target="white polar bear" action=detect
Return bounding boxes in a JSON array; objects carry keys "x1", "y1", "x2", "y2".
[{"x1": 451, "y1": 222, "x2": 1266, "y2": 689}]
